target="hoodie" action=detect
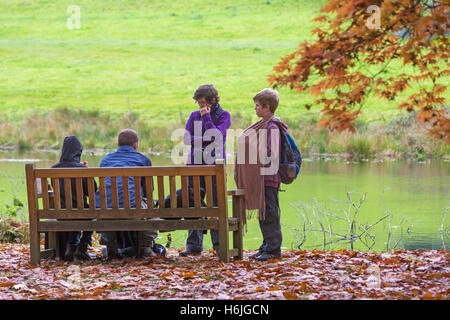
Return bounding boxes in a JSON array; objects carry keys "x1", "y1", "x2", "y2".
[
  {"x1": 56, "y1": 136, "x2": 84, "y2": 166},
  {"x1": 51, "y1": 136, "x2": 96, "y2": 209}
]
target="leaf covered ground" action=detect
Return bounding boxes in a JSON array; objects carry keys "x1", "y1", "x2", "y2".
[{"x1": 0, "y1": 243, "x2": 448, "y2": 300}]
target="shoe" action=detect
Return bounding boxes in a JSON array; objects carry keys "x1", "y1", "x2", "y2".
[
  {"x1": 139, "y1": 246, "x2": 157, "y2": 258},
  {"x1": 74, "y1": 243, "x2": 92, "y2": 261},
  {"x1": 64, "y1": 243, "x2": 77, "y2": 261},
  {"x1": 256, "y1": 252, "x2": 282, "y2": 262},
  {"x1": 152, "y1": 243, "x2": 167, "y2": 257},
  {"x1": 179, "y1": 248, "x2": 202, "y2": 257},
  {"x1": 249, "y1": 250, "x2": 264, "y2": 260},
  {"x1": 118, "y1": 246, "x2": 138, "y2": 259}
]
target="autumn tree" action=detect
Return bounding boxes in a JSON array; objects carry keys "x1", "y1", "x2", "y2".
[{"x1": 269, "y1": 0, "x2": 449, "y2": 143}]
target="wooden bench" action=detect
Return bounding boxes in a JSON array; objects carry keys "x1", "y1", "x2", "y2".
[{"x1": 25, "y1": 160, "x2": 245, "y2": 265}]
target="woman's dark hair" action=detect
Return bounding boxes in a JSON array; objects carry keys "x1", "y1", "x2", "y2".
[{"x1": 193, "y1": 84, "x2": 220, "y2": 105}]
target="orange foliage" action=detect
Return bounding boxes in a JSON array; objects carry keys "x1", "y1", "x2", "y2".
[{"x1": 269, "y1": 0, "x2": 449, "y2": 142}]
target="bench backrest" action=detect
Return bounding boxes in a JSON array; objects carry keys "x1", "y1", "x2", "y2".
[{"x1": 25, "y1": 161, "x2": 228, "y2": 222}]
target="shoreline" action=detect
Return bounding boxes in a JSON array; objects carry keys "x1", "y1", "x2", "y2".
[{"x1": 1, "y1": 108, "x2": 449, "y2": 161}]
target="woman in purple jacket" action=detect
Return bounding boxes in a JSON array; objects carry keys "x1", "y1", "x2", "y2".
[{"x1": 179, "y1": 84, "x2": 231, "y2": 257}]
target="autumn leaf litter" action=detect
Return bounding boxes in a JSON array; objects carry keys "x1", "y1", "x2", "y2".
[{"x1": 0, "y1": 243, "x2": 448, "y2": 300}]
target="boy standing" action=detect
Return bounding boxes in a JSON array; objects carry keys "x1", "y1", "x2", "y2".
[{"x1": 234, "y1": 88, "x2": 287, "y2": 261}]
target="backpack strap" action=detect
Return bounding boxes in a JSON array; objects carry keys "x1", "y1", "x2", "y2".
[{"x1": 267, "y1": 119, "x2": 285, "y2": 133}]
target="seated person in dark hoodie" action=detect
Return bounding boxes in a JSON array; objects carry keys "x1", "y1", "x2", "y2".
[{"x1": 51, "y1": 136, "x2": 97, "y2": 261}]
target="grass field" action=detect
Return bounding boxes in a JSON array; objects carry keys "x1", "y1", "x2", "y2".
[
  {"x1": 0, "y1": 0, "x2": 448, "y2": 153},
  {"x1": 0, "y1": 0, "x2": 322, "y2": 122},
  {"x1": 2, "y1": 0, "x2": 447, "y2": 119}
]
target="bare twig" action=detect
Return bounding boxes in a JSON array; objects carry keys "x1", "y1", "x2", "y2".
[{"x1": 440, "y1": 206, "x2": 449, "y2": 251}]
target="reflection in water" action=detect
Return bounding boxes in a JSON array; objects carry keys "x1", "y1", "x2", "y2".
[{"x1": 0, "y1": 150, "x2": 449, "y2": 251}]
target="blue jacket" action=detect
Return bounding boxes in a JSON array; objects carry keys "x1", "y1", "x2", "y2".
[{"x1": 95, "y1": 145, "x2": 152, "y2": 208}]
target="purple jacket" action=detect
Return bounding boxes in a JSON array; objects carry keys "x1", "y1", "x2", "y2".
[{"x1": 184, "y1": 104, "x2": 231, "y2": 165}]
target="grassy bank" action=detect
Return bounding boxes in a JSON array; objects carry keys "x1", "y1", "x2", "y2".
[{"x1": 1, "y1": 108, "x2": 449, "y2": 159}]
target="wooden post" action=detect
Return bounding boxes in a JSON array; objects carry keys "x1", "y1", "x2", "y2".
[
  {"x1": 232, "y1": 194, "x2": 244, "y2": 260},
  {"x1": 25, "y1": 163, "x2": 40, "y2": 265},
  {"x1": 47, "y1": 190, "x2": 58, "y2": 259},
  {"x1": 215, "y1": 159, "x2": 229, "y2": 262}
]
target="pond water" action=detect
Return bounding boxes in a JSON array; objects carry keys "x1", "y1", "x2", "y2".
[{"x1": 0, "y1": 149, "x2": 449, "y2": 252}]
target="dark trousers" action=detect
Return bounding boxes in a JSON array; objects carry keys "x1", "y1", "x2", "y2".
[
  {"x1": 186, "y1": 175, "x2": 219, "y2": 252},
  {"x1": 258, "y1": 187, "x2": 282, "y2": 255},
  {"x1": 67, "y1": 231, "x2": 93, "y2": 246}
]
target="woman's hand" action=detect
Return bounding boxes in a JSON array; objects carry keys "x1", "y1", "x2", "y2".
[{"x1": 200, "y1": 105, "x2": 211, "y2": 116}]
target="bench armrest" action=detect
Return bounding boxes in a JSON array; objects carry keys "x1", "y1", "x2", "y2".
[{"x1": 227, "y1": 189, "x2": 245, "y2": 196}]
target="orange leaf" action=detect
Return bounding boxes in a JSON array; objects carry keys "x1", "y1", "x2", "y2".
[{"x1": 283, "y1": 291, "x2": 298, "y2": 300}]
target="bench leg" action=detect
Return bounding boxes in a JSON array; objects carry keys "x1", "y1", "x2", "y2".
[
  {"x1": 48, "y1": 232, "x2": 59, "y2": 259},
  {"x1": 233, "y1": 226, "x2": 243, "y2": 260},
  {"x1": 232, "y1": 195, "x2": 244, "y2": 260},
  {"x1": 218, "y1": 217, "x2": 230, "y2": 263},
  {"x1": 218, "y1": 232, "x2": 229, "y2": 262},
  {"x1": 30, "y1": 230, "x2": 40, "y2": 266}
]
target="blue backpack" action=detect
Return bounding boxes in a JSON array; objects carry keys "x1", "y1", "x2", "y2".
[{"x1": 268, "y1": 121, "x2": 302, "y2": 184}]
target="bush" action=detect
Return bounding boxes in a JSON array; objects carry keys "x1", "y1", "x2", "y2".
[{"x1": 0, "y1": 218, "x2": 29, "y2": 243}]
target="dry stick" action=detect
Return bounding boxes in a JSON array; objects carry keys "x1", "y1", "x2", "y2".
[
  {"x1": 347, "y1": 191, "x2": 366, "y2": 250},
  {"x1": 379, "y1": 188, "x2": 393, "y2": 251},
  {"x1": 290, "y1": 202, "x2": 314, "y2": 250},
  {"x1": 358, "y1": 213, "x2": 390, "y2": 250},
  {"x1": 440, "y1": 206, "x2": 449, "y2": 251},
  {"x1": 311, "y1": 198, "x2": 327, "y2": 250}
]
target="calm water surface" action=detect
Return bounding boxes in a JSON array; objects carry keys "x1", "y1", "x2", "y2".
[{"x1": 0, "y1": 149, "x2": 449, "y2": 252}]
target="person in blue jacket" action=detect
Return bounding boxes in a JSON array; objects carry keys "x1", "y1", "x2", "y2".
[{"x1": 96, "y1": 129, "x2": 157, "y2": 259}]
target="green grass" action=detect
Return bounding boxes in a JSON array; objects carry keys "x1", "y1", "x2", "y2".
[
  {"x1": 0, "y1": 0, "x2": 322, "y2": 123},
  {"x1": 1, "y1": 0, "x2": 447, "y2": 126}
]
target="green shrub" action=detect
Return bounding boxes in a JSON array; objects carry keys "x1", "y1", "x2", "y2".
[{"x1": 349, "y1": 136, "x2": 373, "y2": 159}]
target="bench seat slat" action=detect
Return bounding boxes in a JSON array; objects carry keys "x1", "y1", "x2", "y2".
[
  {"x1": 38, "y1": 207, "x2": 221, "y2": 219},
  {"x1": 122, "y1": 176, "x2": 130, "y2": 209},
  {"x1": 40, "y1": 178, "x2": 49, "y2": 210},
  {"x1": 111, "y1": 177, "x2": 118, "y2": 209},
  {"x1": 157, "y1": 176, "x2": 165, "y2": 208},
  {"x1": 205, "y1": 175, "x2": 213, "y2": 208},
  {"x1": 34, "y1": 166, "x2": 217, "y2": 178},
  {"x1": 51, "y1": 178, "x2": 61, "y2": 209},
  {"x1": 145, "y1": 176, "x2": 153, "y2": 208},
  {"x1": 64, "y1": 178, "x2": 72, "y2": 210},
  {"x1": 76, "y1": 178, "x2": 84, "y2": 209},
  {"x1": 38, "y1": 219, "x2": 220, "y2": 232},
  {"x1": 87, "y1": 177, "x2": 96, "y2": 209},
  {"x1": 181, "y1": 176, "x2": 189, "y2": 208},
  {"x1": 134, "y1": 176, "x2": 142, "y2": 209}
]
